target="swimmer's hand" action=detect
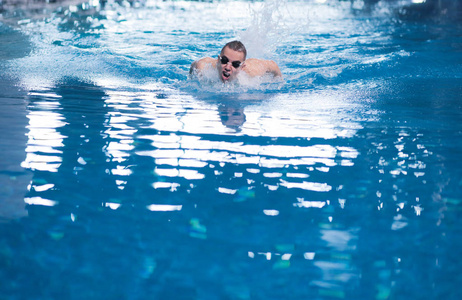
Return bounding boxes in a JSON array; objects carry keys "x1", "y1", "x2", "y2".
[{"x1": 241, "y1": 58, "x2": 282, "y2": 78}]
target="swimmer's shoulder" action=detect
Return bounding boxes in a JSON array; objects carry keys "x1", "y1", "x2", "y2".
[
  {"x1": 191, "y1": 57, "x2": 217, "y2": 72},
  {"x1": 242, "y1": 58, "x2": 282, "y2": 78}
]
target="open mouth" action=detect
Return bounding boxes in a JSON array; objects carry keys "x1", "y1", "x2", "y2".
[{"x1": 222, "y1": 71, "x2": 231, "y2": 80}]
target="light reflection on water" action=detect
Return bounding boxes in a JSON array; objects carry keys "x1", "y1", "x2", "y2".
[
  {"x1": 16, "y1": 79, "x2": 419, "y2": 298},
  {"x1": 22, "y1": 94, "x2": 66, "y2": 172},
  {"x1": 1, "y1": 0, "x2": 461, "y2": 299},
  {"x1": 22, "y1": 83, "x2": 365, "y2": 192}
]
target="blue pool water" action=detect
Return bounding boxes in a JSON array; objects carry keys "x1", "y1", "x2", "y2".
[{"x1": 1, "y1": 0, "x2": 462, "y2": 298}]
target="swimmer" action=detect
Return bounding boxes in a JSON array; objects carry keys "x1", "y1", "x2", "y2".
[{"x1": 190, "y1": 40, "x2": 282, "y2": 82}]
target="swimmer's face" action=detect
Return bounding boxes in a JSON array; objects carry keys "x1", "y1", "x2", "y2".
[{"x1": 217, "y1": 47, "x2": 245, "y2": 82}]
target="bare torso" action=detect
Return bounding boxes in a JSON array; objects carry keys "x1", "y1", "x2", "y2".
[{"x1": 190, "y1": 57, "x2": 282, "y2": 80}]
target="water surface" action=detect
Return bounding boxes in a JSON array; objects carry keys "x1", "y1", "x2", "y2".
[{"x1": 1, "y1": 0, "x2": 461, "y2": 299}]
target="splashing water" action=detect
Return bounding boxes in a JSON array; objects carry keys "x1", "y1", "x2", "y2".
[
  {"x1": 1, "y1": 0, "x2": 462, "y2": 299},
  {"x1": 239, "y1": 0, "x2": 309, "y2": 59}
]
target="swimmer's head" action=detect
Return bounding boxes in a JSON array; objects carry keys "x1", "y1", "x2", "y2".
[
  {"x1": 217, "y1": 40, "x2": 246, "y2": 82},
  {"x1": 221, "y1": 41, "x2": 247, "y2": 60}
]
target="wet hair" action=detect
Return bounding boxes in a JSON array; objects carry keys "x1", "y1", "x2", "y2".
[{"x1": 221, "y1": 40, "x2": 247, "y2": 60}]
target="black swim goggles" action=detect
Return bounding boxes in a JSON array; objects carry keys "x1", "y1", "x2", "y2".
[{"x1": 219, "y1": 56, "x2": 243, "y2": 68}]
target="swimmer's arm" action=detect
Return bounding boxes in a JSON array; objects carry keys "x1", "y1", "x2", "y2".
[
  {"x1": 242, "y1": 58, "x2": 282, "y2": 78},
  {"x1": 190, "y1": 57, "x2": 216, "y2": 76},
  {"x1": 266, "y1": 60, "x2": 282, "y2": 78}
]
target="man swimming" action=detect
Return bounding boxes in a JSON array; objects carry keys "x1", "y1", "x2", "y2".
[{"x1": 189, "y1": 40, "x2": 282, "y2": 82}]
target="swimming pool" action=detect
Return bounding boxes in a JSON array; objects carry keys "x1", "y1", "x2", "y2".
[{"x1": 1, "y1": 0, "x2": 461, "y2": 298}]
